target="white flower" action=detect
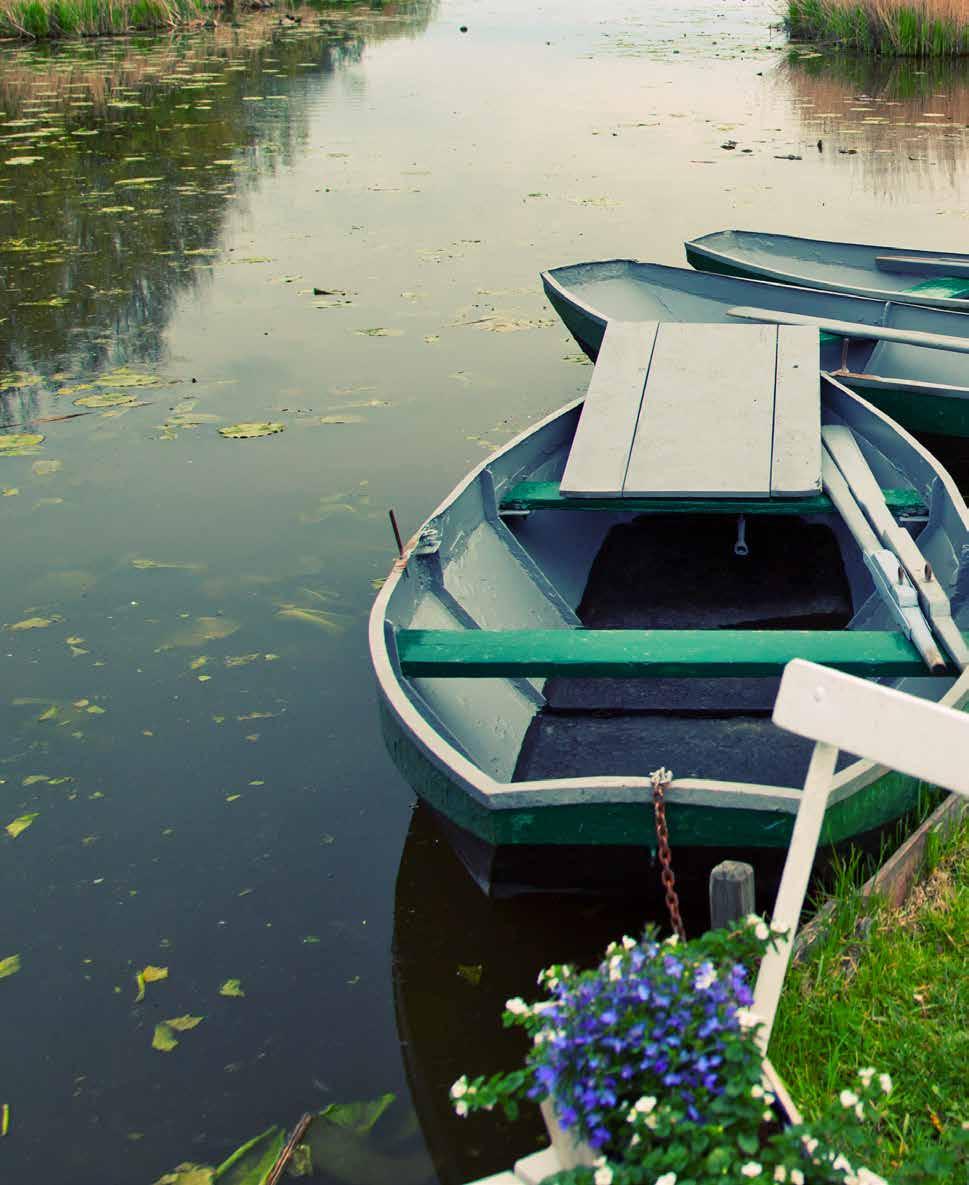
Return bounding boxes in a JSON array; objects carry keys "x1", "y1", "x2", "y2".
[
  {"x1": 745, "y1": 913, "x2": 770, "y2": 941},
  {"x1": 773, "y1": 1169, "x2": 787, "y2": 1183},
  {"x1": 450, "y1": 1076, "x2": 468, "y2": 1099},
  {"x1": 839, "y1": 1089, "x2": 859, "y2": 1109},
  {"x1": 505, "y1": 997, "x2": 529, "y2": 1015},
  {"x1": 605, "y1": 941, "x2": 619, "y2": 957},
  {"x1": 790, "y1": 1173, "x2": 804, "y2": 1185},
  {"x1": 635, "y1": 1095, "x2": 658, "y2": 1114},
  {"x1": 655, "y1": 1174, "x2": 677, "y2": 1185},
  {"x1": 622, "y1": 935, "x2": 637, "y2": 950},
  {"x1": 735, "y1": 1007, "x2": 762, "y2": 1030},
  {"x1": 663, "y1": 933, "x2": 679, "y2": 947},
  {"x1": 594, "y1": 1166, "x2": 613, "y2": 1185},
  {"x1": 645, "y1": 1113, "x2": 659, "y2": 1130},
  {"x1": 454, "y1": 1100, "x2": 468, "y2": 1118},
  {"x1": 878, "y1": 1073, "x2": 892, "y2": 1095},
  {"x1": 750, "y1": 1084, "x2": 764, "y2": 1099},
  {"x1": 832, "y1": 1154, "x2": 853, "y2": 1174},
  {"x1": 857, "y1": 1066, "x2": 875, "y2": 1087},
  {"x1": 741, "y1": 1164, "x2": 762, "y2": 1179},
  {"x1": 855, "y1": 1170, "x2": 888, "y2": 1185},
  {"x1": 694, "y1": 966, "x2": 716, "y2": 991},
  {"x1": 854, "y1": 1102, "x2": 865, "y2": 1120},
  {"x1": 762, "y1": 1109, "x2": 773, "y2": 1122},
  {"x1": 802, "y1": 1136, "x2": 819, "y2": 1156},
  {"x1": 629, "y1": 1133, "x2": 641, "y2": 1147}
]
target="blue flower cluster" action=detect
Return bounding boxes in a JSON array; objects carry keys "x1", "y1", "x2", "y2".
[{"x1": 524, "y1": 932, "x2": 756, "y2": 1150}]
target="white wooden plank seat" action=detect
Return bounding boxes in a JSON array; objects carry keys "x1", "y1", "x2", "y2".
[
  {"x1": 873, "y1": 254, "x2": 969, "y2": 278},
  {"x1": 560, "y1": 322, "x2": 821, "y2": 500},
  {"x1": 754, "y1": 657, "x2": 969, "y2": 1048},
  {"x1": 726, "y1": 305, "x2": 969, "y2": 357}
]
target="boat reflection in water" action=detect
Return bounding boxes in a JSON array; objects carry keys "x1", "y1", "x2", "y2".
[{"x1": 392, "y1": 804, "x2": 714, "y2": 1185}]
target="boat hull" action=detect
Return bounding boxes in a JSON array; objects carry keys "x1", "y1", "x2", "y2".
[{"x1": 379, "y1": 695, "x2": 925, "y2": 896}]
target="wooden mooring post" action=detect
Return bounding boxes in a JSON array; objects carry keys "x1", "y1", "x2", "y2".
[{"x1": 709, "y1": 859, "x2": 755, "y2": 929}]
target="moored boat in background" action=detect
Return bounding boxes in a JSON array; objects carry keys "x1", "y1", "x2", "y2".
[
  {"x1": 685, "y1": 229, "x2": 969, "y2": 310},
  {"x1": 541, "y1": 259, "x2": 969, "y2": 438}
]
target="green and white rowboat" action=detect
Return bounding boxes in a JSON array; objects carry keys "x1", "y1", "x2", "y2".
[
  {"x1": 370, "y1": 321, "x2": 969, "y2": 895},
  {"x1": 541, "y1": 259, "x2": 969, "y2": 438},
  {"x1": 686, "y1": 229, "x2": 969, "y2": 310}
]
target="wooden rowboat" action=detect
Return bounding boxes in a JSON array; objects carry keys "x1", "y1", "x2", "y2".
[
  {"x1": 541, "y1": 259, "x2": 969, "y2": 438},
  {"x1": 685, "y1": 229, "x2": 969, "y2": 311},
  {"x1": 370, "y1": 321, "x2": 969, "y2": 895}
]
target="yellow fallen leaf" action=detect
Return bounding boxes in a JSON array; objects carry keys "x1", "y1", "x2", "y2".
[
  {"x1": 152, "y1": 1023, "x2": 178, "y2": 1052},
  {"x1": 165, "y1": 1014, "x2": 203, "y2": 1031},
  {"x1": 135, "y1": 964, "x2": 168, "y2": 1002},
  {"x1": 6, "y1": 616, "x2": 62, "y2": 631},
  {"x1": 6, "y1": 814, "x2": 38, "y2": 838},
  {"x1": 0, "y1": 955, "x2": 20, "y2": 979},
  {"x1": 219, "y1": 979, "x2": 245, "y2": 998},
  {"x1": 1, "y1": 1102, "x2": 8, "y2": 1136}
]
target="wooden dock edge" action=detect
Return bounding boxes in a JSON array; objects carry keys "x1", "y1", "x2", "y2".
[{"x1": 793, "y1": 791, "x2": 969, "y2": 964}]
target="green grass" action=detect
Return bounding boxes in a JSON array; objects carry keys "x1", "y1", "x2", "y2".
[
  {"x1": 771, "y1": 816, "x2": 969, "y2": 1174},
  {"x1": 785, "y1": 0, "x2": 969, "y2": 55},
  {"x1": 0, "y1": 0, "x2": 211, "y2": 37}
]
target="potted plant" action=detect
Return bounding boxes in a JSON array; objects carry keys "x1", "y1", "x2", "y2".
[{"x1": 449, "y1": 920, "x2": 967, "y2": 1185}]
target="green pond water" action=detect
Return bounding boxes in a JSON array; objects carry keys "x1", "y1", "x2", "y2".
[{"x1": 3, "y1": 2, "x2": 969, "y2": 1182}]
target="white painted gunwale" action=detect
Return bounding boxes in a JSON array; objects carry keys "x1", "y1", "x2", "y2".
[
  {"x1": 367, "y1": 365, "x2": 969, "y2": 820},
  {"x1": 686, "y1": 239, "x2": 969, "y2": 312}
]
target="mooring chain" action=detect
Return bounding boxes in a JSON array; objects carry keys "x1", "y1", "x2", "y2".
[{"x1": 650, "y1": 766, "x2": 687, "y2": 944}]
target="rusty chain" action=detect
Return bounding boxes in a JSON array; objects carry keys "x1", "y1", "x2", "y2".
[{"x1": 650, "y1": 767, "x2": 687, "y2": 944}]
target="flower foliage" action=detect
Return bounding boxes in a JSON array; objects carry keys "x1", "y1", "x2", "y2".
[{"x1": 451, "y1": 920, "x2": 969, "y2": 1185}]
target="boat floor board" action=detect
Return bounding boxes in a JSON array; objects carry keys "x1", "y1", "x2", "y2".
[
  {"x1": 499, "y1": 481, "x2": 927, "y2": 516},
  {"x1": 512, "y1": 712, "x2": 857, "y2": 786}
]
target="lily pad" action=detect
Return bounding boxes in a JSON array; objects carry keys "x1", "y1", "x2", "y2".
[
  {"x1": 6, "y1": 814, "x2": 38, "y2": 839},
  {"x1": 167, "y1": 617, "x2": 239, "y2": 647},
  {"x1": 6, "y1": 615, "x2": 62, "y2": 631},
  {"x1": 0, "y1": 434, "x2": 44, "y2": 456},
  {"x1": 98, "y1": 368, "x2": 166, "y2": 388},
  {"x1": 31, "y1": 459, "x2": 61, "y2": 476},
  {"x1": 318, "y1": 1093, "x2": 395, "y2": 1134},
  {"x1": 74, "y1": 393, "x2": 138, "y2": 409},
  {"x1": 0, "y1": 954, "x2": 21, "y2": 979},
  {"x1": 218, "y1": 423, "x2": 285, "y2": 440},
  {"x1": 0, "y1": 372, "x2": 41, "y2": 391}
]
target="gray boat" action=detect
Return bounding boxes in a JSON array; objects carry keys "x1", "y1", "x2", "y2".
[
  {"x1": 369, "y1": 320, "x2": 969, "y2": 894},
  {"x1": 541, "y1": 259, "x2": 969, "y2": 438},
  {"x1": 686, "y1": 229, "x2": 969, "y2": 310}
]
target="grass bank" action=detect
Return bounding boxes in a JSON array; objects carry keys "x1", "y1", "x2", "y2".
[
  {"x1": 771, "y1": 815, "x2": 969, "y2": 1175},
  {"x1": 785, "y1": 0, "x2": 969, "y2": 55},
  {"x1": 0, "y1": 0, "x2": 212, "y2": 37}
]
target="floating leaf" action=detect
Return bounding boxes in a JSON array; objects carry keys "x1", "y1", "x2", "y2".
[
  {"x1": 213, "y1": 1126, "x2": 284, "y2": 1185},
  {"x1": 1, "y1": 1103, "x2": 8, "y2": 1137},
  {"x1": 37, "y1": 705, "x2": 58, "y2": 722},
  {"x1": 317, "y1": 415, "x2": 365, "y2": 425},
  {"x1": 5, "y1": 156, "x2": 42, "y2": 166},
  {"x1": 31, "y1": 460, "x2": 62, "y2": 477},
  {"x1": 114, "y1": 176, "x2": 163, "y2": 187},
  {"x1": 74, "y1": 393, "x2": 138, "y2": 409},
  {"x1": 167, "y1": 617, "x2": 239, "y2": 648},
  {"x1": 218, "y1": 423, "x2": 285, "y2": 440},
  {"x1": 166, "y1": 1014, "x2": 203, "y2": 1031},
  {"x1": 0, "y1": 955, "x2": 20, "y2": 979},
  {"x1": 135, "y1": 964, "x2": 168, "y2": 1002},
  {"x1": 318, "y1": 1093, "x2": 396, "y2": 1134},
  {"x1": 0, "y1": 434, "x2": 44, "y2": 456},
  {"x1": 98, "y1": 368, "x2": 166, "y2": 389},
  {"x1": 0, "y1": 372, "x2": 41, "y2": 391},
  {"x1": 355, "y1": 327, "x2": 403, "y2": 337},
  {"x1": 6, "y1": 814, "x2": 38, "y2": 839},
  {"x1": 6, "y1": 615, "x2": 62, "y2": 631},
  {"x1": 456, "y1": 963, "x2": 483, "y2": 987},
  {"x1": 152, "y1": 1023, "x2": 179, "y2": 1052},
  {"x1": 153, "y1": 1164, "x2": 214, "y2": 1185},
  {"x1": 22, "y1": 775, "x2": 49, "y2": 786},
  {"x1": 219, "y1": 979, "x2": 245, "y2": 998},
  {"x1": 223, "y1": 654, "x2": 260, "y2": 668},
  {"x1": 275, "y1": 605, "x2": 344, "y2": 633},
  {"x1": 1, "y1": 488, "x2": 18, "y2": 496},
  {"x1": 131, "y1": 558, "x2": 205, "y2": 571}
]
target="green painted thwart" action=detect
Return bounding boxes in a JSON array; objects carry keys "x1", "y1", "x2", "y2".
[
  {"x1": 841, "y1": 379, "x2": 969, "y2": 439},
  {"x1": 396, "y1": 628, "x2": 957, "y2": 679},
  {"x1": 379, "y1": 700, "x2": 925, "y2": 852},
  {"x1": 499, "y1": 481, "x2": 926, "y2": 516}
]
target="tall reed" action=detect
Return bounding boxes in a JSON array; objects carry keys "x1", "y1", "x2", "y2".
[
  {"x1": 785, "y1": 0, "x2": 969, "y2": 54},
  {"x1": 0, "y1": 0, "x2": 211, "y2": 38}
]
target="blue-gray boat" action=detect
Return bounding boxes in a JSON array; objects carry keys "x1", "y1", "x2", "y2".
[
  {"x1": 541, "y1": 260, "x2": 969, "y2": 438},
  {"x1": 685, "y1": 229, "x2": 969, "y2": 310}
]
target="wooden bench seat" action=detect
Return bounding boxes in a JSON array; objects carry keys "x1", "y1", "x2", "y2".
[
  {"x1": 396, "y1": 628, "x2": 961, "y2": 679},
  {"x1": 498, "y1": 481, "x2": 926, "y2": 516}
]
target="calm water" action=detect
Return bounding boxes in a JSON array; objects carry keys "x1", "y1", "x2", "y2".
[{"x1": 3, "y1": 3, "x2": 969, "y2": 1182}]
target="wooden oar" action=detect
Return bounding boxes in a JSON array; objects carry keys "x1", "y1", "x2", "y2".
[
  {"x1": 874, "y1": 254, "x2": 969, "y2": 278},
  {"x1": 726, "y1": 305, "x2": 969, "y2": 356},
  {"x1": 823, "y1": 425, "x2": 969, "y2": 670},
  {"x1": 821, "y1": 451, "x2": 945, "y2": 673}
]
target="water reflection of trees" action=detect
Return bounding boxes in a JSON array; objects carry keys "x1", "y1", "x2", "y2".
[
  {"x1": 0, "y1": 2, "x2": 436, "y2": 387},
  {"x1": 777, "y1": 51, "x2": 969, "y2": 198}
]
